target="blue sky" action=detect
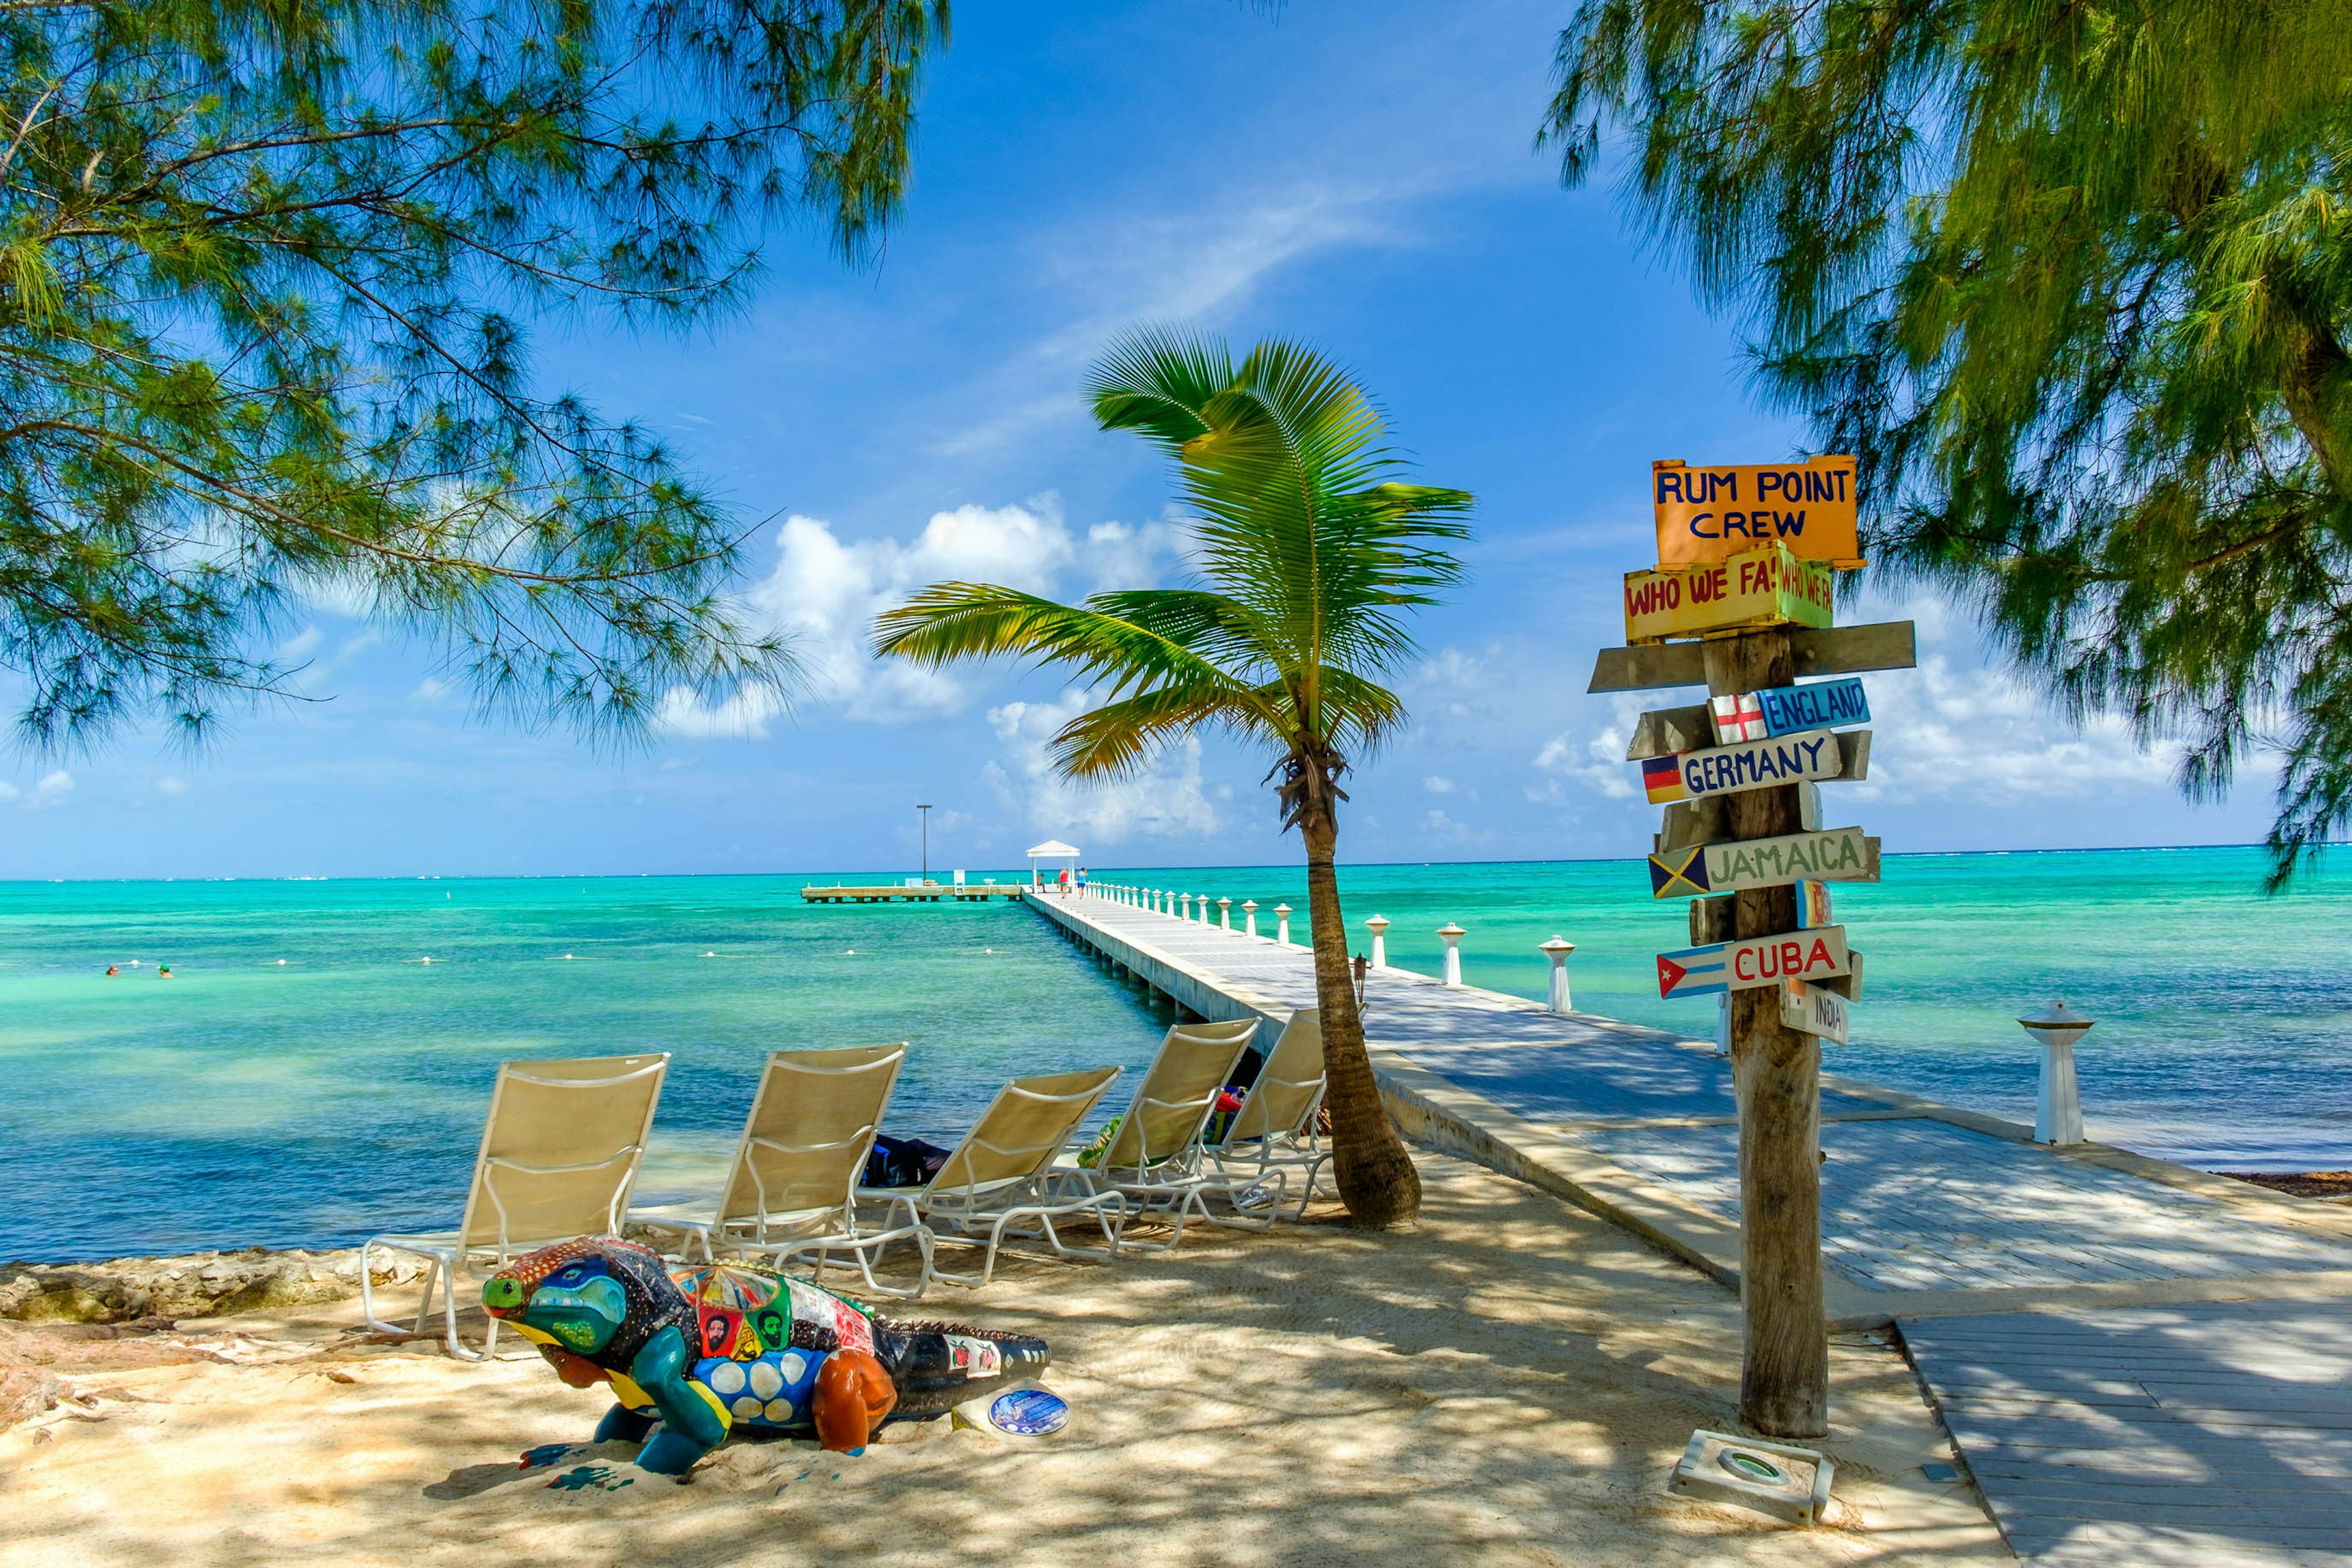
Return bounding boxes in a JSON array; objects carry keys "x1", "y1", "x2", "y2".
[{"x1": 1, "y1": 0, "x2": 2276, "y2": 880}]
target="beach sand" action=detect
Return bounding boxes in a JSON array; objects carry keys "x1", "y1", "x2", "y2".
[{"x1": 0, "y1": 1154, "x2": 2005, "y2": 1566}]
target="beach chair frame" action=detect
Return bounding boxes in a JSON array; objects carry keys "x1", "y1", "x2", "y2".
[
  {"x1": 360, "y1": 1053, "x2": 668, "y2": 1360},
  {"x1": 862, "y1": 1067, "x2": 1129, "y2": 1289},
  {"x1": 1076, "y1": 1018, "x2": 1289, "y2": 1250},
  {"x1": 647, "y1": 1044, "x2": 933, "y2": 1299},
  {"x1": 1207, "y1": 1009, "x2": 1332, "y2": 1221}
]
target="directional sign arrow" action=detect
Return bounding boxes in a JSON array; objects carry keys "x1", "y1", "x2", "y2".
[
  {"x1": 1637, "y1": 728, "x2": 1847, "y2": 805},
  {"x1": 1647, "y1": 826, "x2": 1880, "y2": 900},
  {"x1": 1655, "y1": 926, "x2": 1852, "y2": 999}
]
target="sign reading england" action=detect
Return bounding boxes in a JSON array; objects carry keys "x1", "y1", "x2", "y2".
[
  {"x1": 1647, "y1": 826, "x2": 1880, "y2": 900},
  {"x1": 1623, "y1": 542, "x2": 1835, "y2": 644},
  {"x1": 1653, "y1": 457, "x2": 1861, "y2": 568},
  {"x1": 1757, "y1": 677, "x2": 1870, "y2": 736}
]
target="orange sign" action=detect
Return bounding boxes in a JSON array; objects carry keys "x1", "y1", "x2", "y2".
[{"x1": 1653, "y1": 458, "x2": 1861, "y2": 568}]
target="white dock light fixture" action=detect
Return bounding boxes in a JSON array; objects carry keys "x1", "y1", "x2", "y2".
[
  {"x1": 2019, "y1": 1001, "x2": 2096, "y2": 1147},
  {"x1": 1365, "y1": 914, "x2": 1390, "y2": 969},
  {"x1": 1539, "y1": 937, "x2": 1577, "y2": 1014},
  {"x1": 1242, "y1": 899, "x2": 1258, "y2": 938},
  {"x1": 1275, "y1": 903, "x2": 1293, "y2": 946},
  {"x1": 1438, "y1": 923, "x2": 1466, "y2": 987},
  {"x1": 1180, "y1": 892, "x2": 1193, "y2": 920},
  {"x1": 1218, "y1": 896, "x2": 1232, "y2": 930}
]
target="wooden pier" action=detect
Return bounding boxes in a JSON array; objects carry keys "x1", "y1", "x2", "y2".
[{"x1": 799, "y1": 883, "x2": 1027, "y2": 903}]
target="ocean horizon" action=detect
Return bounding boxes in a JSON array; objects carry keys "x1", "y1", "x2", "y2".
[{"x1": 4, "y1": 842, "x2": 2345, "y2": 1263}]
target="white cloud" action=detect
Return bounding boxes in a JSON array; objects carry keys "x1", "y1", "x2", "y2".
[
  {"x1": 156, "y1": 777, "x2": 189, "y2": 796},
  {"x1": 657, "y1": 498, "x2": 1185, "y2": 737},
  {"x1": 277, "y1": 625, "x2": 324, "y2": 662},
  {"x1": 985, "y1": 691, "x2": 1218, "y2": 843},
  {"x1": 1533, "y1": 692, "x2": 1649, "y2": 802},
  {"x1": 31, "y1": 770, "x2": 73, "y2": 807},
  {"x1": 1423, "y1": 775, "x2": 1455, "y2": 794},
  {"x1": 0, "y1": 782, "x2": 17, "y2": 804}
]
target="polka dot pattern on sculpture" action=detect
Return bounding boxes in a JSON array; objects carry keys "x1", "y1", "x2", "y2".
[
  {"x1": 707, "y1": 1362, "x2": 746, "y2": 1396},
  {"x1": 764, "y1": 1397, "x2": 795, "y2": 1422},
  {"x1": 731, "y1": 1395, "x2": 763, "y2": 1420},
  {"x1": 749, "y1": 1360, "x2": 783, "y2": 1400}
]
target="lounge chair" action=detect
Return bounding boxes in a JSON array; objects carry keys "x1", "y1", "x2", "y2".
[
  {"x1": 360, "y1": 1052, "x2": 669, "y2": 1359},
  {"x1": 633, "y1": 1043, "x2": 932, "y2": 1298},
  {"x1": 1071, "y1": 1017, "x2": 1276, "y2": 1251},
  {"x1": 861, "y1": 1066, "x2": 1128, "y2": 1289},
  {"x1": 1207, "y1": 1008, "x2": 1331, "y2": 1220}
]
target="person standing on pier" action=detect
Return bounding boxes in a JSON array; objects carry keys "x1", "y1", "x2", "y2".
[{"x1": 1076, "y1": 867, "x2": 1088, "y2": 898}]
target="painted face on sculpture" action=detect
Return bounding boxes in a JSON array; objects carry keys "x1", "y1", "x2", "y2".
[{"x1": 483, "y1": 1256, "x2": 627, "y2": 1355}]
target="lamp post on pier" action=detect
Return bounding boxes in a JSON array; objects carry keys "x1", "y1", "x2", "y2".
[{"x1": 917, "y1": 804, "x2": 932, "y2": 884}]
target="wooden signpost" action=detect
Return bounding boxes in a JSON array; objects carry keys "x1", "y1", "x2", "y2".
[
  {"x1": 1656, "y1": 925, "x2": 1852, "y2": 1000},
  {"x1": 1647, "y1": 826, "x2": 1880, "y2": 899},
  {"x1": 1623, "y1": 541, "x2": 1835, "y2": 644},
  {"x1": 1583, "y1": 451, "x2": 1918, "y2": 1442},
  {"x1": 1588, "y1": 619, "x2": 1917, "y2": 695},
  {"x1": 1653, "y1": 457, "x2": 1862, "y2": 568}
]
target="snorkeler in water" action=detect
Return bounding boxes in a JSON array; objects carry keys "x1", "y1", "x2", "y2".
[
  {"x1": 158, "y1": 965, "x2": 173, "y2": 979},
  {"x1": 105, "y1": 965, "x2": 119, "y2": 977}
]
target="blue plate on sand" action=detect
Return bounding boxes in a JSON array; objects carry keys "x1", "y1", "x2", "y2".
[{"x1": 987, "y1": 1388, "x2": 1069, "y2": 1437}]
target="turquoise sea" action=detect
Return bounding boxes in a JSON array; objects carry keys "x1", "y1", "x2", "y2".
[{"x1": 2, "y1": 845, "x2": 2346, "y2": 1263}]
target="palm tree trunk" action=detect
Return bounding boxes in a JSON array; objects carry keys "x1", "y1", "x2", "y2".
[{"x1": 1300, "y1": 810, "x2": 1422, "y2": 1228}]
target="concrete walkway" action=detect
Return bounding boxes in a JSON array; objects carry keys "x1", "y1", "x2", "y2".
[{"x1": 1028, "y1": 890, "x2": 2352, "y2": 1565}]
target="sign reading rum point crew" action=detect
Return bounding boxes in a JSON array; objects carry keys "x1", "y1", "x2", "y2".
[
  {"x1": 1653, "y1": 456, "x2": 1861, "y2": 568},
  {"x1": 1623, "y1": 541, "x2": 1835, "y2": 644}
]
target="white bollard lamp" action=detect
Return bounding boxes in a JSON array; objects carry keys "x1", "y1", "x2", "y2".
[
  {"x1": 1365, "y1": 914, "x2": 1390, "y2": 969},
  {"x1": 1539, "y1": 937, "x2": 1576, "y2": 1014},
  {"x1": 1274, "y1": 903, "x2": 1293, "y2": 946},
  {"x1": 1218, "y1": 895, "x2": 1231, "y2": 930},
  {"x1": 2019, "y1": 1000, "x2": 2095, "y2": 1147},
  {"x1": 1438, "y1": 922, "x2": 1465, "y2": 987},
  {"x1": 1242, "y1": 899, "x2": 1258, "y2": 938}
]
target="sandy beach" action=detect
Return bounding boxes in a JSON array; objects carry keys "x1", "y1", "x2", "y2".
[{"x1": 0, "y1": 1153, "x2": 2003, "y2": 1567}]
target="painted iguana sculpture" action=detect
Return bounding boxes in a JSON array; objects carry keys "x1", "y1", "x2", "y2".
[{"x1": 482, "y1": 1238, "x2": 1049, "y2": 1473}]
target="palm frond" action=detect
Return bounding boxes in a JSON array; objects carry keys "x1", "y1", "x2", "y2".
[{"x1": 1051, "y1": 682, "x2": 1290, "y2": 779}]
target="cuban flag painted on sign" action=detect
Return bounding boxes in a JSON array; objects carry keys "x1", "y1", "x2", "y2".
[
  {"x1": 1641, "y1": 755, "x2": 1686, "y2": 804},
  {"x1": 1711, "y1": 692, "x2": 1767, "y2": 744}
]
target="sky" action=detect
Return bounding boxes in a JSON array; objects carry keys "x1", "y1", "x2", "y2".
[{"x1": 0, "y1": 0, "x2": 2280, "y2": 880}]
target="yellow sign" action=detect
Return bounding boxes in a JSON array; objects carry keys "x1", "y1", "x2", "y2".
[
  {"x1": 1622, "y1": 542, "x2": 1835, "y2": 645},
  {"x1": 1653, "y1": 457, "x2": 1861, "y2": 568}
]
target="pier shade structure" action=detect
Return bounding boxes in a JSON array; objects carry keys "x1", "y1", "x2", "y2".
[{"x1": 1593, "y1": 450, "x2": 1911, "y2": 1441}]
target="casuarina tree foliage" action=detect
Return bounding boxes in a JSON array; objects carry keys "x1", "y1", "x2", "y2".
[
  {"x1": 1547, "y1": 0, "x2": 2352, "y2": 884},
  {"x1": 0, "y1": 0, "x2": 946, "y2": 746},
  {"x1": 873, "y1": 328, "x2": 1472, "y2": 1228}
]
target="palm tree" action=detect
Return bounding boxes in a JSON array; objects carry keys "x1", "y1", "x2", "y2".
[{"x1": 872, "y1": 329, "x2": 1471, "y2": 1228}]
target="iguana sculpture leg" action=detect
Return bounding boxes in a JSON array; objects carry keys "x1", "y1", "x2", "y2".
[
  {"x1": 627, "y1": 1323, "x2": 730, "y2": 1475},
  {"x1": 594, "y1": 1403, "x2": 660, "y2": 1445}
]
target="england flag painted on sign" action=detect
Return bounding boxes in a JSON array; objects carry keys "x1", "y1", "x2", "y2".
[{"x1": 1710, "y1": 692, "x2": 1767, "y2": 744}]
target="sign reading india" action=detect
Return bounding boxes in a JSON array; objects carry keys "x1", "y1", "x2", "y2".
[
  {"x1": 1639, "y1": 727, "x2": 1845, "y2": 805},
  {"x1": 1653, "y1": 457, "x2": 1861, "y2": 568},
  {"x1": 1648, "y1": 825, "x2": 1880, "y2": 900},
  {"x1": 1779, "y1": 977, "x2": 1851, "y2": 1044},
  {"x1": 1623, "y1": 541, "x2": 1834, "y2": 644},
  {"x1": 1757, "y1": 676, "x2": 1870, "y2": 736},
  {"x1": 1656, "y1": 925, "x2": 1851, "y2": 1000}
]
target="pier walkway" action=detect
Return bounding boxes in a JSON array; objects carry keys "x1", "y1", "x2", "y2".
[{"x1": 1027, "y1": 889, "x2": 2352, "y2": 1566}]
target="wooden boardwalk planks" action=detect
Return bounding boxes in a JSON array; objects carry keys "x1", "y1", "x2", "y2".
[{"x1": 1904, "y1": 1302, "x2": 2352, "y2": 1566}]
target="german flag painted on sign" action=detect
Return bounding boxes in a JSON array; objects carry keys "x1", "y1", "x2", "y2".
[
  {"x1": 1648, "y1": 845, "x2": 1712, "y2": 898},
  {"x1": 1640, "y1": 755, "x2": 1686, "y2": 804}
]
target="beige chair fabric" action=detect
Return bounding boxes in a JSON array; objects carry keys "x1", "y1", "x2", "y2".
[
  {"x1": 1095, "y1": 1017, "x2": 1261, "y2": 1177},
  {"x1": 644, "y1": 1043, "x2": 931, "y2": 1297},
  {"x1": 865, "y1": 1065, "x2": 1127, "y2": 1288},
  {"x1": 363, "y1": 1053, "x2": 668, "y2": 1360}
]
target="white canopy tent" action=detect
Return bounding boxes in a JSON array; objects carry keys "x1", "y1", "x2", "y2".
[{"x1": 1026, "y1": 839, "x2": 1081, "y2": 888}]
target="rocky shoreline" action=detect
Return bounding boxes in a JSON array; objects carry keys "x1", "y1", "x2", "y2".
[{"x1": 3, "y1": 1246, "x2": 425, "y2": 1325}]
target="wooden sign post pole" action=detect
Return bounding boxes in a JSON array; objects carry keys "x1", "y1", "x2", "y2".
[{"x1": 1703, "y1": 627, "x2": 1829, "y2": 1439}]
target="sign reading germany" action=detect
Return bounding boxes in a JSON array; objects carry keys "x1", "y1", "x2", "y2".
[
  {"x1": 1655, "y1": 925, "x2": 1852, "y2": 1000},
  {"x1": 1653, "y1": 456, "x2": 1861, "y2": 568},
  {"x1": 1647, "y1": 826, "x2": 1880, "y2": 900},
  {"x1": 1623, "y1": 541, "x2": 1835, "y2": 644},
  {"x1": 1639, "y1": 728, "x2": 1845, "y2": 805}
]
